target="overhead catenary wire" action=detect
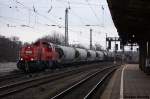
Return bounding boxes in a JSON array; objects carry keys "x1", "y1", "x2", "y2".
[
  {"x1": 1, "y1": 0, "x2": 106, "y2": 40},
  {"x1": 48, "y1": 0, "x2": 104, "y2": 29},
  {"x1": 101, "y1": 5, "x2": 105, "y2": 27},
  {"x1": 67, "y1": 1, "x2": 85, "y2": 25},
  {"x1": 0, "y1": 14, "x2": 48, "y2": 28},
  {"x1": 0, "y1": 15, "x2": 102, "y2": 36},
  {"x1": 56, "y1": 0, "x2": 103, "y2": 27},
  {"x1": 47, "y1": 0, "x2": 53, "y2": 13},
  {"x1": 55, "y1": 0, "x2": 103, "y2": 7},
  {"x1": 32, "y1": 0, "x2": 37, "y2": 25},
  {"x1": 0, "y1": 1, "x2": 85, "y2": 36},
  {"x1": 69, "y1": 7, "x2": 88, "y2": 25},
  {"x1": 85, "y1": 0, "x2": 101, "y2": 25},
  {"x1": 3, "y1": 0, "x2": 106, "y2": 29},
  {"x1": 0, "y1": 15, "x2": 62, "y2": 34},
  {"x1": 55, "y1": 0, "x2": 89, "y2": 27},
  {"x1": 12, "y1": 0, "x2": 59, "y2": 25}
]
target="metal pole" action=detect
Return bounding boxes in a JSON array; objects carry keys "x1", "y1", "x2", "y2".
[
  {"x1": 28, "y1": 10, "x2": 30, "y2": 25},
  {"x1": 114, "y1": 37, "x2": 117, "y2": 64},
  {"x1": 122, "y1": 45, "x2": 125, "y2": 64},
  {"x1": 90, "y1": 29, "x2": 92, "y2": 49},
  {"x1": 65, "y1": 8, "x2": 68, "y2": 46},
  {"x1": 106, "y1": 33, "x2": 107, "y2": 50}
]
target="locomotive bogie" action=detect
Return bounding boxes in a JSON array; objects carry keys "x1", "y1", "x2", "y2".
[{"x1": 17, "y1": 60, "x2": 50, "y2": 72}]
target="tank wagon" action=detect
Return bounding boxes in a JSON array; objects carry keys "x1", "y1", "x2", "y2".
[{"x1": 17, "y1": 40, "x2": 114, "y2": 72}]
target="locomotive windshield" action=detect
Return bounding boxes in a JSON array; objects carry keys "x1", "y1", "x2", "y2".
[{"x1": 33, "y1": 41, "x2": 40, "y2": 46}]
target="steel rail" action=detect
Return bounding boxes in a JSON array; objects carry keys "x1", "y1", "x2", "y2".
[
  {"x1": 50, "y1": 66, "x2": 115, "y2": 99},
  {"x1": 84, "y1": 68, "x2": 117, "y2": 99},
  {"x1": 0, "y1": 64, "x2": 102, "y2": 97}
]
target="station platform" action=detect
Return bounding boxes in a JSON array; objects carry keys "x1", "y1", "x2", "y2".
[{"x1": 101, "y1": 64, "x2": 150, "y2": 99}]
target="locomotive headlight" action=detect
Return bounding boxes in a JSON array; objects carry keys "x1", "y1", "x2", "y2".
[
  {"x1": 31, "y1": 58, "x2": 34, "y2": 61},
  {"x1": 20, "y1": 58, "x2": 23, "y2": 61}
]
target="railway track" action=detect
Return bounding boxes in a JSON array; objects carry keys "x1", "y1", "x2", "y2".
[
  {"x1": 0, "y1": 63, "x2": 110, "y2": 98},
  {"x1": 0, "y1": 62, "x2": 113, "y2": 83},
  {"x1": 0, "y1": 72, "x2": 24, "y2": 82},
  {"x1": 0, "y1": 63, "x2": 100, "y2": 87},
  {"x1": 50, "y1": 66, "x2": 117, "y2": 99}
]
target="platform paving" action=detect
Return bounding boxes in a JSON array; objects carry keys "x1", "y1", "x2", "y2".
[{"x1": 101, "y1": 64, "x2": 150, "y2": 99}]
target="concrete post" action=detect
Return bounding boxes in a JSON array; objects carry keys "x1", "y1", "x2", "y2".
[
  {"x1": 139, "y1": 41, "x2": 147, "y2": 71},
  {"x1": 145, "y1": 41, "x2": 150, "y2": 73},
  {"x1": 139, "y1": 43, "x2": 142, "y2": 70}
]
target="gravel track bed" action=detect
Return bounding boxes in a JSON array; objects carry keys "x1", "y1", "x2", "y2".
[
  {"x1": 52, "y1": 67, "x2": 115, "y2": 99},
  {"x1": 0, "y1": 62, "x2": 113, "y2": 87},
  {"x1": 2, "y1": 67, "x2": 101, "y2": 99},
  {"x1": 0, "y1": 62, "x2": 117, "y2": 99}
]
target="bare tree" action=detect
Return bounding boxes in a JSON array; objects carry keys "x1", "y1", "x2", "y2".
[
  {"x1": 94, "y1": 43, "x2": 103, "y2": 51},
  {"x1": 37, "y1": 32, "x2": 65, "y2": 45},
  {"x1": 71, "y1": 44, "x2": 87, "y2": 49},
  {"x1": 0, "y1": 35, "x2": 22, "y2": 62}
]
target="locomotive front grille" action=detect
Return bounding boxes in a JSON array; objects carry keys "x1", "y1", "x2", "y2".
[{"x1": 25, "y1": 50, "x2": 32, "y2": 54}]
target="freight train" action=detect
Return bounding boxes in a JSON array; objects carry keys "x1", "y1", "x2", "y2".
[{"x1": 17, "y1": 40, "x2": 114, "y2": 72}]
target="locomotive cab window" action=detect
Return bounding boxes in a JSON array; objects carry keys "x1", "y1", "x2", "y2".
[
  {"x1": 42, "y1": 42, "x2": 49, "y2": 47},
  {"x1": 34, "y1": 41, "x2": 40, "y2": 46},
  {"x1": 42, "y1": 42, "x2": 52, "y2": 52}
]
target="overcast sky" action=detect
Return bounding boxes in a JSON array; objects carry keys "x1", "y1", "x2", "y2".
[{"x1": 0, "y1": 0, "x2": 120, "y2": 49}]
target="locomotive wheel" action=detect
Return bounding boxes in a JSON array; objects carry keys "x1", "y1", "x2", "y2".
[
  {"x1": 46, "y1": 61, "x2": 53, "y2": 69},
  {"x1": 24, "y1": 62, "x2": 31, "y2": 73}
]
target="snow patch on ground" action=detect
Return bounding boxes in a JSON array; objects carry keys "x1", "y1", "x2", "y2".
[{"x1": 0, "y1": 62, "x2": 18, "y2": 73}]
